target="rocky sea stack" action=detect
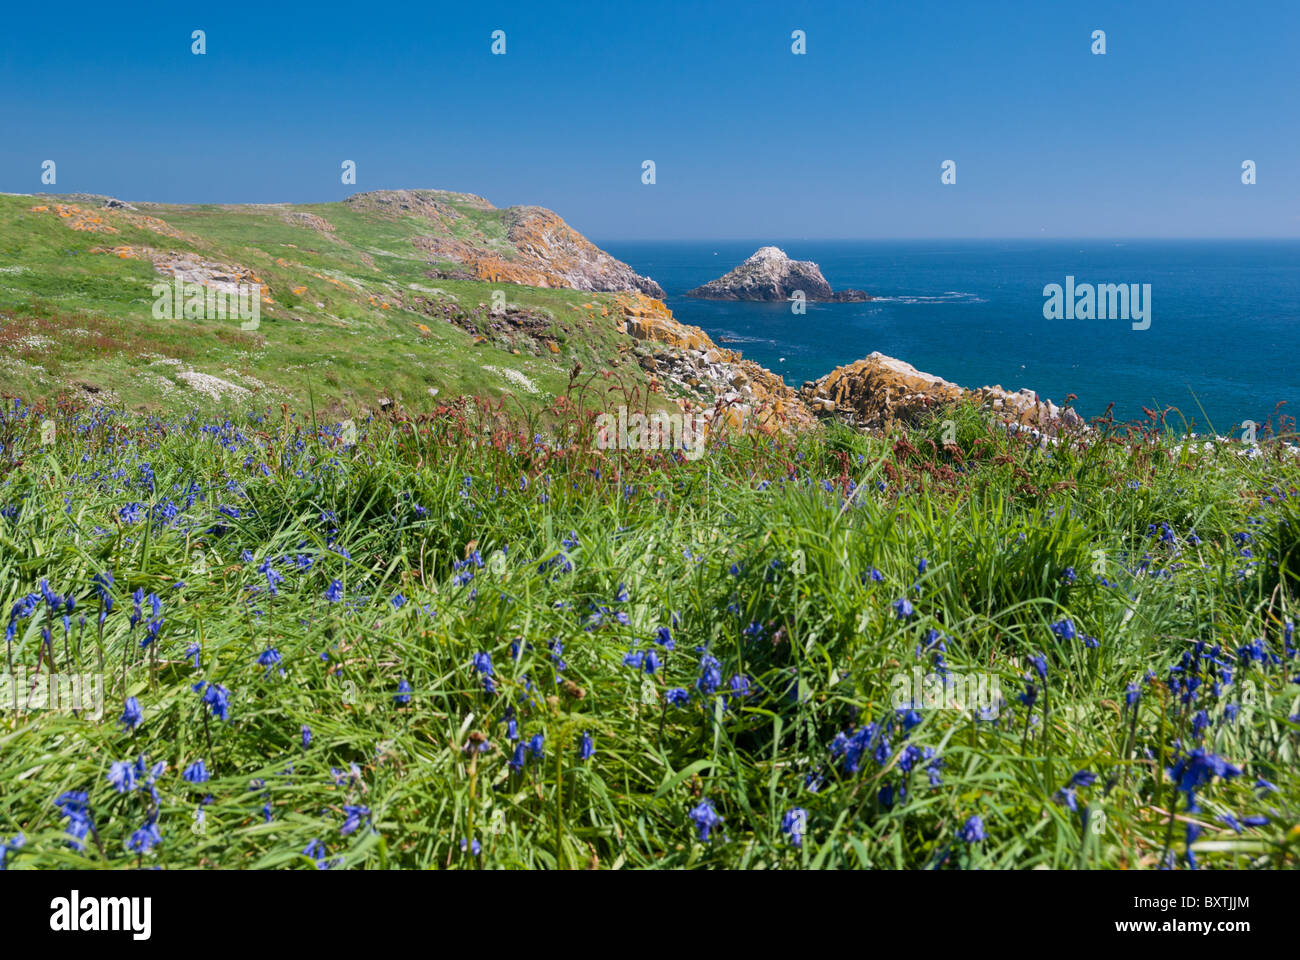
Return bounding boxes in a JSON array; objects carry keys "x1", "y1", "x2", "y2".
[{"x1": 686, "y1": 246, "x2": 870, "y2": 302}]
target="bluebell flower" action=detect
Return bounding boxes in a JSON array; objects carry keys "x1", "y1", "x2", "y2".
[
  {"x1": 472, "y1": 652, "x2": 495, "y2": 694},
  {"x1": 324, "y1": 579, "x2": 343, "y2": 602},
  {"x1": 1218, "y1": 812, "x2": 1243, "y2": 834},
  {"x1": 53, "y1": 791, "x2": 93, "y2": 851},
  {"x1": 183, "y1": 760, "x2": 209, "y2": 783},
  {"x1": 1168, "y1": 749, "x2": 1241, "y2": 795},
  {"x1": 394, "y1": 679, "x2": 412, "y2": 705},
  {"x1": 781, "y1": 807, "x2": 808, "y2": 848},
  {"x1": 688, "y1": 799, "x2": 723, "y2": 842},
  {"x1": 302, "y1": 838, "x2": 331, "y2": 869},
  {"x1": 126, "y1": 816, "x2": 162, "y2": 855},
  {"x1": 1026, "y1": 654, "x2": 1048, "y2": 681},
  {"x1": 697, "y1": 654, "x2": 722, "y2": 695},
  {"x1": 195, "y1": 682, "x2": 231, "y2": 721},
  {"x1": 892, "y1": 597, "x2": 914, "y2": 619},
  {"x1": 958, "y1": 814, "x2": 986, "y2": 843},
  {"x1": 340, "y1": 804, "x2": 370, "y2": 836},
  {"x1": 579, "y1": 731, "x2": 594, "y2": 761},
  {"x1": 107, "y1": 759, "x2": 137, "y2": 794},
  {"x1": 257, "y1": 647, "x2": 282, "y2": 675},
  {"x1": 257, "y1": 559, "x2": 283, "y2": 596},
  {"x1": 120, "y1": 696, "x2": 143, "y2": 731}
]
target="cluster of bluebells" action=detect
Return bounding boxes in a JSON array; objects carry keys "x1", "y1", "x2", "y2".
[{"x1": 2, "y1": 406, "x2": 1298, "y2": 870}]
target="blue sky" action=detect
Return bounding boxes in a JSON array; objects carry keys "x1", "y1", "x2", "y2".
[{"x1": 2, "y1": 0, "x2": 1296, "y2": 239}]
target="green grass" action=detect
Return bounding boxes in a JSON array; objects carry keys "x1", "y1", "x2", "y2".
[
  {"x1": 0, "y1": 397, "x2": 1296, "y2": 869},
  {"x1": 0, "y1": 192, "x2": 652, "y2": 417}
]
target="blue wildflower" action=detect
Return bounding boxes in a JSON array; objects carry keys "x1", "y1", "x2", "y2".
[
  {"x1": 958, "y1": 814, "x2": 986, "y2": 843},
  {"x1": 781, "y1": 808, "x2": 808, "y2": 848},
  {"x1": 120, "y1": 696, "x2": 143, "y2": 731},
  {"x1": 688, "y1": 799, "x2": 723, "y2": 842}
]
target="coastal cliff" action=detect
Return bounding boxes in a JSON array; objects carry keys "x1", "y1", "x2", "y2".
[
  {"x1": 686, "y1": 246, "x2": 870, "y2": 302},
  {"x1": 349, "y1": 190, "x2": 665, "y2": 297},
  {"x1": 615, "y1": 295, "x2": 1080, "y2": 438}
]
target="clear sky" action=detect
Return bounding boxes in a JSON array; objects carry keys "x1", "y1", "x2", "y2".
[{"x1": 2, "y1": 0, "x2": 1296, "y2": 239}]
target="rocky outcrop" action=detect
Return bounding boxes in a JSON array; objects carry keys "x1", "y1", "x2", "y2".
[
  {"x1": 800, "y1": 352, "x2": 1084, "y2": 434},
  {"x1": 151, "y1": 252, "x2": 272, "y2": 304},
  {"x1": 609, "y1": 295, "x2": 1080, "y2": 439},
  {"x1": 345, "y1": 189, "x2": 494, "y2": 219},
  {"x1": 346, "y1": 189, "x2": 664, "y2": 298},
  {"x1": 686, "y1": 246, "x2": 870, "y2": 302},
  {"x1": 614, "y1": 293, "x2": 817, "y2": 433},
  {"x1": 968, "y1": 384, "x2": 1085, "y2": 435},
  {"x1": 496, "y1": 207, "x2": 665, "y2": 297}
]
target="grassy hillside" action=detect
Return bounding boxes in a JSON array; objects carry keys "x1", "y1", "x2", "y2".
[
  {"x1": 0, "y1": 398, "x2": 1297, "y2": 869},
  {"x1": 0, "y1": 191, "x2": 658, "y2": 415}
]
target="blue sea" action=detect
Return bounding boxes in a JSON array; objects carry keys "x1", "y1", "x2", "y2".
[{"x1": 601, "y1": 240, "x2": 1299, "y2": 432}]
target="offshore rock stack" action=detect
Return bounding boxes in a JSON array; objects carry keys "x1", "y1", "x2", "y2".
[{"x1": 686, "y1": 246, "x2": 870, "y2": 302}]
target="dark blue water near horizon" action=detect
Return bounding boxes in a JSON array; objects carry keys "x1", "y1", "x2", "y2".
[{"x1": 599, "y1": 240, "x2": 1299, "y2": 432}]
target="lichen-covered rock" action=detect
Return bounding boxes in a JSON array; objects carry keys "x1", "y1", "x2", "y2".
[
  {"x1": 686, "y1": 246, "x2": 871, "y2": 302},
  {"x1": 801, "y1": 352, "x2": 1083, "y2": 433},
  {"x1": 801, "y1": 353, "x2": 963, "y2": 427},
  {"x1": 348, "y1": 189, "x2": 664, "y2": 297},
  {"x1": 615, "y1": 293, "x2": 817, "y2": 433},
  {"x1": 969, "y1": 385, "x2": 1085, "y2": 433}
]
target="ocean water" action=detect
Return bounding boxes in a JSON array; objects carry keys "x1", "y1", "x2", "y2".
[{"x1": 601, "y1": 240, "x2": 1300, "y2": 432}]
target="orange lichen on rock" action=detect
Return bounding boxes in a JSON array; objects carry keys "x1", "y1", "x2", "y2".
[
  {"x1": 411, "y1": 202, "x2": 663, "y2": 297},
  {"x1": 614, "y1": 293, "x2": 711, "y2": 351},
  {"x1": 615, "y1": 293, "x2": 815, "y2": 434},
  {"x1": 36, "y1": 203, "x2": 120, "y2": 233},
  {"x1": 30, "y1": 202, "x2": 185, "y2": 239},
  {"x1": 799, "y1": 352, "x2": 1083, "y2": 434}
]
